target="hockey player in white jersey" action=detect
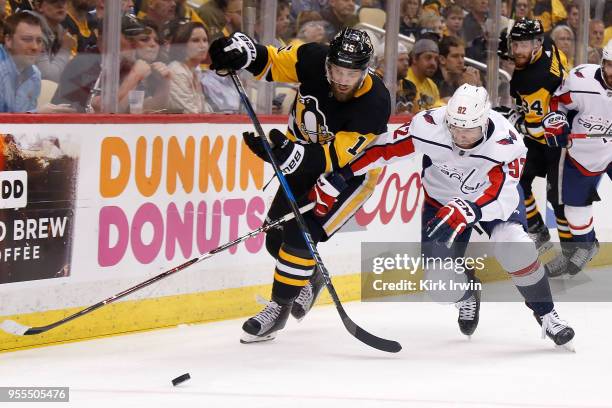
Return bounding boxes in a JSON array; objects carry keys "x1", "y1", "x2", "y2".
[
  {"x1": 541, "y1": 39, "x2": 612, "y2": 276},
  {"x1": 308, "y1": 84, "x2": 575, "y2": 346}
]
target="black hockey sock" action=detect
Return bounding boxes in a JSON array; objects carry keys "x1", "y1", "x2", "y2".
[
  {"x1": 509, "y1": 260, "x2": 554, "y2": 316},
  {"x1": 271, "y1": 244, "x2": 315, "y2": 303},
  {"x1": 524, "y1": 194, "x2": 544, "y2": 229}
]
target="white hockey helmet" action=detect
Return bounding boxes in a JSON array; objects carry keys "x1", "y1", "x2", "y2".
[{"x1": 445, "y1": 84, "x2": 491, "y2": 151}]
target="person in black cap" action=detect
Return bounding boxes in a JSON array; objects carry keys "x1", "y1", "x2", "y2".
[{"x1": 52, "y1": 13, "x2": 169, "y2": 112}]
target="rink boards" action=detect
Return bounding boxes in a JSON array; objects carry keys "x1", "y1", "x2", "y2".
[{"x1": 1, "y1": 114, "x2": 611, "y2": 352}]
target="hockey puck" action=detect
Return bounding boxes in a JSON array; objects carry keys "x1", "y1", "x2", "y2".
[{"x1": 172, "y1": 373, "x2": 191, "y2": 386}]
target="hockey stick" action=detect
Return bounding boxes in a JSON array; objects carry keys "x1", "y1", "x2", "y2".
[
  {"x1": 0, "y1": 203, "x2": 315, "y2": 336},
  {"x1": 230, "y1": 72, "x2": 402, "y2": 353},
  {"x1": 569, "y1": 133, "x2": 612, "y2": 140}
]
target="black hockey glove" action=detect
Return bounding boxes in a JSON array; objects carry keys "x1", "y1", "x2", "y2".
[
  {"x1": 209, "y1": 32, "x2": 257, "y2": 73},
  {"x1": 542, "y1": 111, "x2": 571, "y2": 148},
  {"x1": 242, "y1": 129, "x2": 306, "y2": 175},
  {"x1": 425, "y1": 198, "x2": 482, "y2": 247},
  {"x1": 494, "y1": 106, "x2": 528, "y2": 135}
]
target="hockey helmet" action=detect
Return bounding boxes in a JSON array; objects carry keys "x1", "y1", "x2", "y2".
[
  {"x1": 509, "y1": 18, "x2": 544, "y2": 42},
  {"x1": 327, "y1": 28, "x2": 374, "y2": 71},
  {"x1": 446, "y1": 84, "x2": 491, "y2": 151},
  {"x1": 603, "y1": 39, "x2": 612, "y2": 62}
]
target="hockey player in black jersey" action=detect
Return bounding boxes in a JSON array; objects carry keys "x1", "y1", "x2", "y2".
[
  {"x1": 209, "y1": 28, "x2": 391, "y2": 343},
  {"x1": 495, "y1": 18, "x2": 572, "y2": 276}
]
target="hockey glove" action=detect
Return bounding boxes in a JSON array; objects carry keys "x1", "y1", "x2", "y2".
[
  {"x1": 243, "y1": 131, "x2": 268, "y2": 161},
  {"x1": 494, "y1": 106, "x2": 528, "y2": 135},
  {"x1": 268, "y1": 129, "x2": 305, "y2": 175},
  {"x1": 308, "y1": 171, "x2": 348, "y2": 217},
  {"x1": 543, "y1": 111, "x2": 570, "y2": 148},
  {"x1": 426, "y1": 198, "x2": 482, "y2": 247},
  {"x1": 209, "y1": 32, "x2": 257, "y2": 73}
]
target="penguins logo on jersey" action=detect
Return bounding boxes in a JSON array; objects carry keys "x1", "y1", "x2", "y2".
[{"x1": 295, "y1": 94, "x2": 334, "y2": 143}]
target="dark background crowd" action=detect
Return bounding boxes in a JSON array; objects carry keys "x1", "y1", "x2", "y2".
[{"x1": 0, "y1": 0, "x2": 610, "y2": 114}]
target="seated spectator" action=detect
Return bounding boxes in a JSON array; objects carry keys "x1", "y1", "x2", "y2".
[
  {"x1": 29, "y1": 0, "x2": 75, "y2": 82},
  {"x1": 377, "y1": 43, "x2": 417, "y2": 114},
  {"x1": 167, "y1": 21, "x2": 210, "y2": 113},
  {"x1": 137, "y1": 0, "x2": 176, "y2": 32},
  {"x1": 52, "y1": 13, "x2": 149, "y2": 112},
  {"x1": 290, "y1": 0, "x2": 326, "y2": 21},
  {"x1": 290, "y1": 20, "x2": 329, "y2": 47},
  {"x1": 320, "y1": 0, "x2": 358, "y2": 39},
  {"x1": 94, "y1": 0, "x2": 134, "y2": 21},
  {"x1": 550, "y1": 24, "x2": 574, "y2": 68},
  {"x1": 0, "y1": 12, "x2": 72, "y2": 112},
  {"x1": 462, "y1": 0, "x2": 487, "y2": 47},
  {"x1": 565, "y1": 3, "x2": 579, "y2": 35},
  {"x1": 432, "y1": 36, "x2": 481, "y2": 101},
  {"x1": 407, "y1": 38, "x2": 443, "y2": 112},
  {"x1": 399, "y1": 0, "x2": 421, "y2": 39},
  {"x1": 513, "y1": 0, "x2": 532, "y2": 20},
  {"x1": 534, "y1": 0, "x2": 567, "y2": 32},
  {"x1": 500, "y1": 0, "x2": 510, "y2": 18},
  {"x1": 197, "y1": 0, "x2": 242, "y2": 41},
  {"x1": 135, "y1": 21, "x2": 171, "y2": 112},
  {"x1": 275, "y1": 0, "x2": 292, "y2": 46},
  {"x1": 417, "y1": 9, "x2": 443, "y2": 41},
  {"x1": 442, "y1": 4, "x2": 464, "y2": 39},
  {"x1": 590, "y1": 19, "x2": 605, "y2": 53},
  {"x1": 62, "y1": 0, "x2": 97, "y2": 54}
]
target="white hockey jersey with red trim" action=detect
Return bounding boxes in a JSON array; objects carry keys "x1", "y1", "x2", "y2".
[
  {"x1": 552, "y1": 64, "x2": 612, "y2": 173},
  {"x1": 349, "y1": 107, "x2": 527, "y2": 222}
]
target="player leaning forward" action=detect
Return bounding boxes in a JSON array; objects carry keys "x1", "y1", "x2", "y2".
[
  {"x1": 209, "y1": 29, "x2": 390, "y2": 342},
  {"x1": 311, "y1": 84, "x2": 575, "y2": 346},
  {"x1": 541, "y1": 39, "x2": 612, "y2": 276}
]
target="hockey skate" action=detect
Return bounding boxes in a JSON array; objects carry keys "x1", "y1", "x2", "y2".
[
  {"x1": 241, "y1": 298, "x2": 292, "y2": 344},
  {"x1": 527, "y1": 222, "x2": 553, "y2": 255},
  {"x1": 544, "y1": 243, "x2": 573, "y2": 277},
  {"x1": 534, "y1": 309, "x2": 575, "y2": 349},
  {"x1": 291, "y1": 268, "x2": 326, "y2": 321},
  {"x1": 455, "y1": 275, "x2": 481, "y2": 337},
  {"x1": 567, "y1": 240, "x2": 599, "y2": 276}
]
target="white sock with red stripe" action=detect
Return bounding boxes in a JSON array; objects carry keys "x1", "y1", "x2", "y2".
[{"x1": 565, "y1": 205, "x2": 596, "y2": 243}]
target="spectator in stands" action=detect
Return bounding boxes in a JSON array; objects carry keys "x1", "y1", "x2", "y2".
[
  {"x1": 135, "y1": 21, "x2": 171, "y2": 112},
  {"x1": 399, "y1": 0, "x2": 421, "y2": 39},
  {"x1": 407, "y1": 38, "x2": 443, "y2": 112},
  {"x1": 432, "y1": 35, "x2": 481, "y2": 101},
  {"x1": 417, "y1": 9, "x2": 443, "y2": 41},
  {"x1": 290, "y1": 0, "x2": 327, "y2": 21},
  {"x1": 52, "y1": 13, "x2": 149, "y2": 112},
  {"x1": 29, "y1": 0, "x2": 75, "y2": 82},
  {"x1": 276, "y1": 0, "x2": 291, "y2": 45},
  {"x1": 197, "y1": 0, "x2": 242, "y2": 41},
  {"x1": 320, "y1": 0, "x2": 358, "y2": 39},
  {"x1": 589, "y1": 19, "x2": 605, "y2": 51},
  {"x1": 566, "y1": 3, "x2": 579, "y2": 35},
  {"x1": 534, "y1": 0, "x2": 567, "y2": 32},
  {"x1": 63, "y1": 0, "x2": 96, "y2": 54},
  {"x1": 500, "y1": 0, "x2": 510, "y2": 18},
  {"x1": 393, "y1": 42, "x2": 417, "y2": 114},
  {"x1": 551, "y1": 24, "x2": 574, "y2": 68},
  {"x1": 442, "y1": 4, "x2": 464, "y2": 39},
  {"x1": 175, "y1": 0, "x2": 203, "y2": 24},
  {"x1": 137, "y1": 0, "x2": 176, "y2": 32},
  {"x1": 95, "y1": 0, "x2": 134, "y2": 20},
  {"x1": 0, "y1": 12, "x2": 72, "y2": 111},
  {"x1": 291, "y1": 20, "x2": 328, "y2": 47},
  {"x1": 513, "y1": 0, "x2": 532, "y2": 20},
  {"x1": 462, "y1": 0, "x2": 487, "y2": 47},
  {"x1": 167, "y1": 21, "x2": 210, "y2": 113}
]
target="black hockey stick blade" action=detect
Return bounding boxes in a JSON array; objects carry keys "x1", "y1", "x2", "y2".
[{"x1": 339, "y1": 309, "x2": 402, "y2": 353}]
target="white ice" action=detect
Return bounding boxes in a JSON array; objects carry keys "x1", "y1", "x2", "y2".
[{"x1": 2, "y1": 274, "x2": 612, "y2": 408}]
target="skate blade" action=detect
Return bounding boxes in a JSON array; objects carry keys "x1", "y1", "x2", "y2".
[
  {"x1": 240, "y1": 332, "x2": 276, "y2": 344},
  {"x1": 555, "y1": 340, "x2": 576, "y2": 353}
]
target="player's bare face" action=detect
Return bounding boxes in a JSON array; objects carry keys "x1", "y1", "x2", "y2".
[
  {"x1": 603, "y1": 60, "x2": 612, "y2": 89},
  {"x1": 450, "y1": 125, "x2": 482, "y2": 149},
  {"x1": 511, "y1": 40, "x2": 537, "y2": 68},
  {"x1": 328, "y1": 64, "x2": 365, "y2": 102}
]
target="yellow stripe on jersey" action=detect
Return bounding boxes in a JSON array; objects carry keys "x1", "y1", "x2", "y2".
[
  {"x1": 323, "y1": 168, "x2": 381, "y2": 235},
  {"x1": 255, "y1": 45, "x2": 301, "y2": 83},
  {"x1": 354, "y1": 75, "x2": 373, "y2": 98},
  {"x1": 333, "y1": 131, "x2": 378, "y2": 168},
  {"x1": 278, "y1": 248, "x2": 316, "y2": 267},
  {"x1": 274, "y1": 272, "x2": 309, "y2": 287},
  {"x1": 524, "y1": 195, "x2": 536, "y2": 205}
]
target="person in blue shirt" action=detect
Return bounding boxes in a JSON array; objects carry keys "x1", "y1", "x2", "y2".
[{"x1": 0, "y1": 11, "x2": 73, "y2": 113}]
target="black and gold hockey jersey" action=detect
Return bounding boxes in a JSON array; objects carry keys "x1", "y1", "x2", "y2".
[
  {"x1": 247, "y1": 42, "x2": 391, "y2": 174},
  {"x1": 510, "y1": 37, "x2": 568, "y2": 144},
  {"x1": 62, "y1": 11, "x2": 98, "y2": 55}
]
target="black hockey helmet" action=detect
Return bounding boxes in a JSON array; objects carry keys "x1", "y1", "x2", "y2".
[
  {"x1": 327, "y1": 28, "x2": 373, "y2": 71},
  {"x1": 497, "y1": 27, "x2": 510, "y2": 59},
  {"x1": 509, "y1": 18, "x2": 544, "y2": 42}
]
